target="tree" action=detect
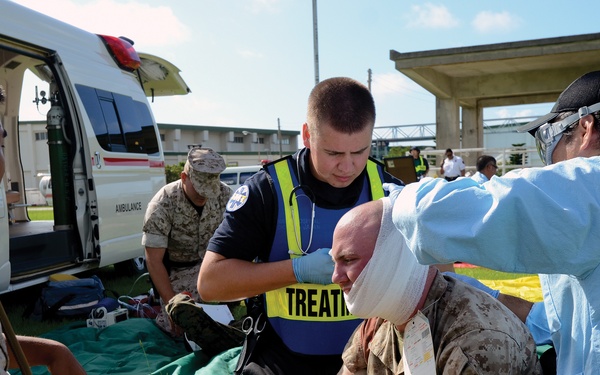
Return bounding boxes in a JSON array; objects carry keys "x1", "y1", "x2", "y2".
[
  {"x1": 386, "y1": 146, "x2": 409, "y2": 158},
  {"x1": 165, "y1": 161, "x2": 185, "y2": 183},
  {"x1": 509, "y1": 143, "x2": 526, "y2": 166}
]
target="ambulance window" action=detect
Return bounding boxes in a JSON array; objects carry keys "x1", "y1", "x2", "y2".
[
  {"x1": 78, "y1": 85, "x2": 109, "y2": 149},
  {"x1": 99, "y1": 99, "x2": 127, "y2": 152},
  {"x1": 77, "y1": 84, "x2": 159, "y2": 155},
  {"x1": 120, "y1": 98, "x2": 159, "y2": 156},
  {"x1": 136, "y1": 102, "x2": 160, "y2": 155},
  {"x1": 114, "y1": 94, "x2": 144, "y2": 153}
]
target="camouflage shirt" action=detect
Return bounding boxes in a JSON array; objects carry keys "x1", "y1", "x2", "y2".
[
  {"x1": 142, "y1": 179, "x2": 232, "y2": 263},
  {"x1": 342, "y1": 272, "x2": 542, "y2": 374}
]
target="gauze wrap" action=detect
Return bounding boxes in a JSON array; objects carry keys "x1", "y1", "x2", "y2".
[{"x1": 345, "y1": 197, "x2": 429, "y2": 326}]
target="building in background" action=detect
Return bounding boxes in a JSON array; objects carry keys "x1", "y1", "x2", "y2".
[
  {"x1": 16, "y1": 121, "x2": 300, "y2": 189},
  {"x1": 158, "y1": 123, "x2": 299, "y2": 167}
]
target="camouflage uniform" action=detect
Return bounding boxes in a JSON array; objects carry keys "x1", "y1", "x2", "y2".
[
  {"x1": 142, "y1": 147, "x2": 231, "y2": 335},
  {"x1": 342, "y1": 272, "x2": 542, "y2": 374}
]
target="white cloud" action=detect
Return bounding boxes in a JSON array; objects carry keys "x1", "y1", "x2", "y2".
[
  {"x1": 406, "y1": 3, "x2": 459, "y2": 29},
  {"x1": 10, "y1": 0, "x2": 191, "y2": 47},
  {"x1": 515, "y1": 109, "x2": 534, "y2": 118},
  {"x1": 472, "y1": 11, "x2": 521, "y2": 33},
  {"x1": 246, "y1": 0, "x2": 281, "y2": 14},
  {"x1": 237, "y1": 49, "x2": 265, "y2": 59},
  {"x1": 372, "y1": 73, "x2": 408, "y2": 96},
  {"x1": 371, "y1": 73, "x2": 427, "y2": 98},
  {"x1": 492, "y1": 108, "x2": 534, "y2": 119},
  {"x1": 494, "y1": 108, "x2": 512, "y2": 118}
]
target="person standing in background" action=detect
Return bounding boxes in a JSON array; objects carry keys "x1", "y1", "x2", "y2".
[
  {"x1": 409, "y1": 146, "x2": 429, "y2": 181},
  {"x1": 439, "y1": 148, "x2": 465, "y2": 181}
]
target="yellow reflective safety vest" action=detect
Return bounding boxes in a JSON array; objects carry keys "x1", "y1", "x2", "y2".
[
  {"x1": 415, "y1": 156, "x2": 427, "y2": 174},
  {"x1": 263, "y1": 155, "x2": 385, "y2": 355}
]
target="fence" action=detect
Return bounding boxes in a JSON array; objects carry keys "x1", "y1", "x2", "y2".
[{"x1": 418, "y1": 146, "x2": 543, "y2": 177}]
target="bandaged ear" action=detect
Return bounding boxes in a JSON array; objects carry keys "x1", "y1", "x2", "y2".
[{"x1": 345, "y1": 197, "x2": 429, "y2": 326}]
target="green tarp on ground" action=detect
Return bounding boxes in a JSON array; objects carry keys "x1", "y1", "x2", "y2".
[
  {"x1": 7, "y1": 318, "x2": 242, "y2": 375},
  {"x1": 9, "y1": 319, "x2": 192, "y2": 375},
  {"x1": 151, "y1": 347, "x2": 241, "y2": 375}
]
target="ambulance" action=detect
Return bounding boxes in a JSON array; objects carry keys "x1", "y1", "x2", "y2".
[{"x1": 0, "y1": 2, "x2": 190, "y2": 293}]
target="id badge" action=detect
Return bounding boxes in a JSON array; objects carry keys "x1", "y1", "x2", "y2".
[{"x1": 402, "y1": 311, "x2": 436, "y2": 375}]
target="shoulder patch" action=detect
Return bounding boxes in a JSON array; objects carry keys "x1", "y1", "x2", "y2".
[{"x1": 226, "y1": 185, "x2": 249, "y2": 212}]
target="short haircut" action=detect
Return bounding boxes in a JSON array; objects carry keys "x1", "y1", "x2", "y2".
[
  {"x1": 306, "y1": 77, "x2": 375, "y2": 135},
  {"x1": 445, "y1": 148, "x2": 453, "y2": 154},
  {"x1": 476, "y1": 155, "x2": 496, "y2": 172}
]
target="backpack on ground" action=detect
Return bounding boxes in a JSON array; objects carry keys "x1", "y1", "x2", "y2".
[{"x1": 26, "y1": 275, "x2": 107, "y2": 321}]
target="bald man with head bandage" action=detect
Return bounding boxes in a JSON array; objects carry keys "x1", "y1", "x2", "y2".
[{"x1": 331, "y1": 197, "x2": 541, "y2": 375}]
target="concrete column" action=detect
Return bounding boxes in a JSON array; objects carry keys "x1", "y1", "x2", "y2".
[
  {"x1": 435, "y1": 97, "x2": 460, "y2": 165},
  {"x1": 461, "y1": 105, "x2": 483, "y2": 167}
]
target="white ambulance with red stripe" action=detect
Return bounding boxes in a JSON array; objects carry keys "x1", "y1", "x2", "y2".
[{"x1": 0, "y1": 2, "x2": 190, "y2": 293}]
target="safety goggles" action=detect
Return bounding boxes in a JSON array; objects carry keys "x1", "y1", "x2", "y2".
[
  {"x1": 534, "y1": 103, "x2": 600, "y2": 165},
  {"x1": 534, "y1": 118, "x2": 577, "y2": 165}
]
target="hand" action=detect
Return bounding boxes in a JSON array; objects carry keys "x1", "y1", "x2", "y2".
[
  {"x1": 382, "y1": 183, "x2": 404, "y2": 204},
  {"x1": 444, "y1": 272, "x2": 500, "y2": 298},
  {"x1": 292, "y1": 248, "x2": 334, "y2": 285}
]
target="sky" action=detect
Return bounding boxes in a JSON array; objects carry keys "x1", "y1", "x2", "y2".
[{"x1": 9, "y1": 0, "x2": 600, "y2": 133}]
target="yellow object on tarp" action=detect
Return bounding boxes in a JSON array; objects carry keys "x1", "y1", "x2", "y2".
[
  {"x1": 49, "y1": 273, "x2": 79, "y2": 282},
  {"x1": 480, "y1": 276, "x2": 543, "y2": 302}
]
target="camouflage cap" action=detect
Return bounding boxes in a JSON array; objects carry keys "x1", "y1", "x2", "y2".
[{"x1": 184, "y1": 147, "x2": 226, "y2": 198}]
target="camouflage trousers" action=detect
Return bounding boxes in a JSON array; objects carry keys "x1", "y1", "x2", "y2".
[
  {"x1": 155, "y1": 264, "x2": 202, "y2": 335},
  {"x1": 166, "y1": 293, "x2": 245, "y2": 357}
]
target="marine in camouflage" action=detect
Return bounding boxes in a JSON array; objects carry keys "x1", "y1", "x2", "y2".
[
  {"x1": 342, "y1": 272, "x2": 542, "y2": 374},
  {"x1": 142, "y1": 180, "x2": 231, "y2": 263},
  {"x1": 141, "y1": 148, "x2": 232, "y2": 336}
]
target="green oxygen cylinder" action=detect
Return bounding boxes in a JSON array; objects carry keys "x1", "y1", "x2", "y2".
[{"x1": 46, "y1": 92, "x2": 73, "y2": 229}]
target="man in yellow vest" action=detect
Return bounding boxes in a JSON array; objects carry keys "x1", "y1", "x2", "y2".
[
  {"x1": 409, "y1": 146, "x2": 429, "y2": 181},
  {"x1": 199, "y1": 77, "x2": 401, "y2": 374}
]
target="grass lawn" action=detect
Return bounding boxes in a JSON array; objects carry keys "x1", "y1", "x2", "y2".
[{"x1": 27, "y1": 207, "x2": 54, "y2": 221}]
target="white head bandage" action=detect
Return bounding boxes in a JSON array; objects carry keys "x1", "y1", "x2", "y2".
[{"x1": 345, "y1": 197, "x2": 429, "y2": 325}]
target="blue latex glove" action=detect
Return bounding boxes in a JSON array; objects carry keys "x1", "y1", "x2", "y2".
[
  {"x1": 382, "y1": 182, "x2": 404, "y2": 204},
  {"x1": 444, "y1": 272, "x2": 500, "y2": 298},
  {"x1": 292, "y1": 248, "x2": 334, "y2": 285}
]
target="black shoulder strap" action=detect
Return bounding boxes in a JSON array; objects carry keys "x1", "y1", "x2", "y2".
[{"x1": 42, "y1": 293, "x2": 77, "y2": 320}]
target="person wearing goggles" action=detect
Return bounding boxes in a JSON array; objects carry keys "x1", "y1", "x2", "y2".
[
  {"x1": 531, "y1": 101, "x2": 600, "y2": 166},
  {"x1": 383, "y1": 70, "x2": 600, "y2": 375}
]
